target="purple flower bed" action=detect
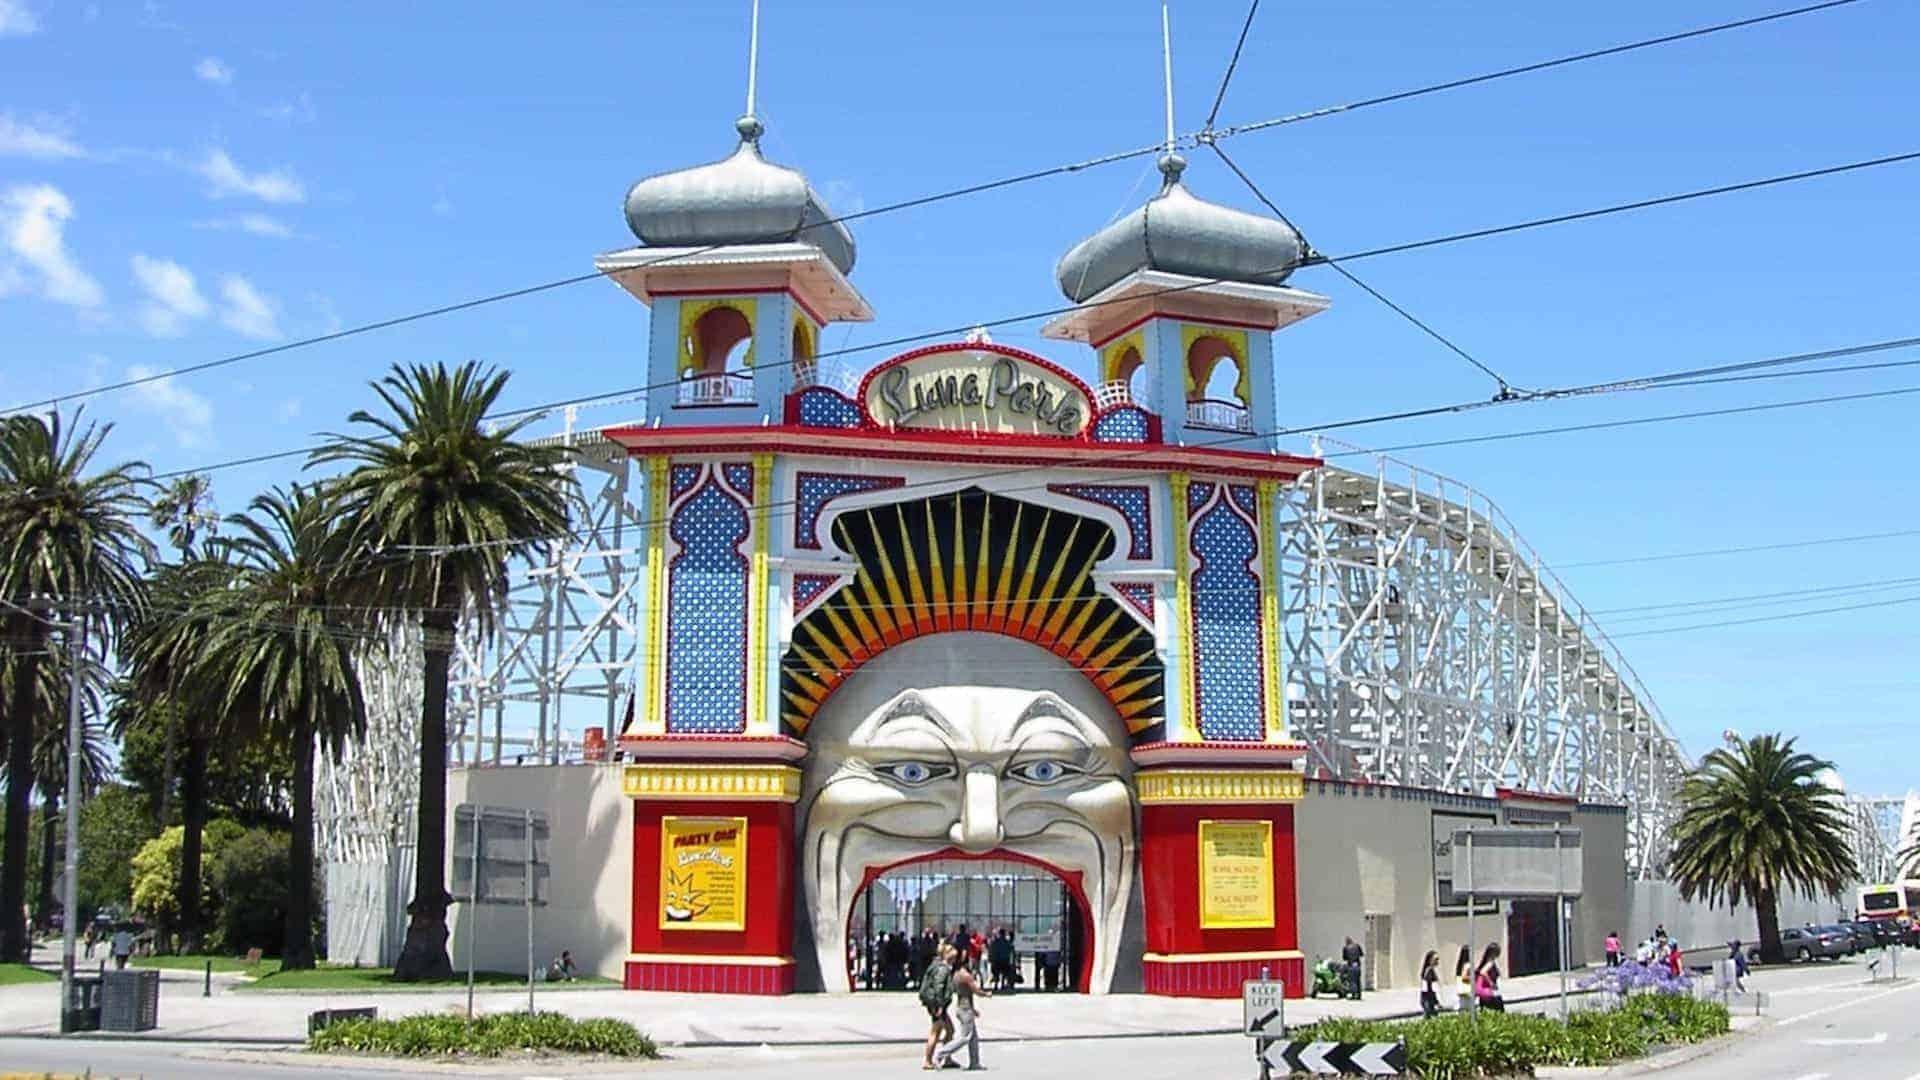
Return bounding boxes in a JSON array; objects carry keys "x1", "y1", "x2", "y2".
[{"x1": 1579, "y1": 962, "x2": 1696, "y2": 998}]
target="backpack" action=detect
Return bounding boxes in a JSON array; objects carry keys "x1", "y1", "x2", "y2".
[{"x1": 919, "y1": 961, "x2": 953, "y2": 1010}]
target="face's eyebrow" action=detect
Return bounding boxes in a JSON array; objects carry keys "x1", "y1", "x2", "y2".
[
  {"x1": 1001, "y1": 693, "x2": 1101, "y2": 747},
  {"x1": 861, "y1": 690, "x2": 962, "y2": 745}
]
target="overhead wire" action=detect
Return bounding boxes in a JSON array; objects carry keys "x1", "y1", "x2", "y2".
[
  {"x1": 1606, "y1": 591, "x2": 1920, "y2": 638},
  {"x1": 3, "y1": 0, "x2": 1875, "y2": 418}
]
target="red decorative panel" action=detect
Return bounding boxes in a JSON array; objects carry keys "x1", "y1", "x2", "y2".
[
  {"x1": 630, "y1": 798, "x2": 795, "y2": 972},
  {"x1": 623, "y1": 959, "x2": 796, "y2": 995},
  {"x1": 1142, "y1": 953, "x2": 1305, "y2": 998},
  {"x1": 1138, "y1": 801, "x2": 1300, "y2": 985}
]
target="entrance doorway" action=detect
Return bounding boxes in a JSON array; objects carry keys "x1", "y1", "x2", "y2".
[
  {"x1": 1507, "y1": 899, "x2": 1561, "y2": 977},
  {"x1": 847, "y1": 856, "x2": 1087, "y2": 993}
]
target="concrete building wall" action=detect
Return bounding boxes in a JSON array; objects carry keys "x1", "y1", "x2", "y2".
[
  {"x1": 1626, "y1": 881, "x2": 1845, "y2": 953},
  {"x1": 1569, "y1": 805, "x2": 1630, "y2": 966},
  {"x1": 446, "y1": 763, "x2": 632, "y2": 981}
]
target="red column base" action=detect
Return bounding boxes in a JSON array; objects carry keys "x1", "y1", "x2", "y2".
[
  {"x1": 1142, "y1": 952, "x2": 1306, "y2": 998},
  {"x1": 623, "y1": 956, "x2": 795, "y2": 994}
]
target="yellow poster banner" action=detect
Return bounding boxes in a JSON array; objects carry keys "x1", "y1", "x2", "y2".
[
  {"x1": 659, "y1": 816, "x2": 748, "y2": 931},
  {"x1": 1198, "y1": 819, "x2": 1274, "y2": 930}
]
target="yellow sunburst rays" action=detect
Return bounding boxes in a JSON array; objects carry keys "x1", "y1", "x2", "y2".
[
  {"x1": 924, "y1": 499, "x2": 953, "y2": 633},
  {"x1": 988, "y1": 502, "x2": 1025, "y2": 633},
  {"x1": 893, "y1": 502, "x2": 933, "y2": 638},
  {"x1": 969, "y1": 494, "x2": 992, "y2": 632}
]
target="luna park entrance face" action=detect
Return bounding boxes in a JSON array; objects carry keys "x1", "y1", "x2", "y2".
[{"x1": 847, "y1": 856, "x2": 1086, "y2": 993}]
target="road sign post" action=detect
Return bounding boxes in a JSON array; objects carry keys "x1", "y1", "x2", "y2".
[{"x1": 1244, "y1": 971, "x2": 1286, "y2": 1080}]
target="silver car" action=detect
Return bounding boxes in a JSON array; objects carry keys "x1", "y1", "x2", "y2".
[{"x1": 1780, "y1": 925, "x2": 1851, "y2": 961}]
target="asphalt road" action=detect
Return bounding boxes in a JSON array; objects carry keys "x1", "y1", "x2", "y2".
[{"x1": 2, "y1": 955, "x2": 1911, "y2": 1079}]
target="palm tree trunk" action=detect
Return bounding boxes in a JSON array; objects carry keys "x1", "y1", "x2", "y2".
[
  {"x1": 0, "y1": 618, "x2": 44, "y2": 962},
  {"x1": 156, "y1": 703, "x2": 176, "y2": 826},
  {"x1": 393, "y1": 614, "x2": 455, "y2": 981},
  {"x1": 35, "y1": 794, "x2": 57, "y2": 933},
  {"x1": 282, "y1": 711, "x2": 317, "y2": 970},
  {"x1": 1755, "y1": 886, "x2": 1784, "y2": 965},
  {"x1": 177, "y1": 732, "x2": 211, "y2": 955}
]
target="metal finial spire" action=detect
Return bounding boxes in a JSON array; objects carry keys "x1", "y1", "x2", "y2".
[
  {"x1": 1160, "y1": 2, "x2": 1176, "y2": 153},
  {"x1": 745, "y1": 0, "x2": 762, "y2": 119}
]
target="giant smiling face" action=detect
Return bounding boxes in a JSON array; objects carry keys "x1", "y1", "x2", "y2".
[{"x1": 798, "y1": 635, "x2": 1137, "y2": 993}]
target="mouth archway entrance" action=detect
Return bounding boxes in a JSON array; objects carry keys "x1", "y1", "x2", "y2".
[{"x1": 846, "y1": 850, "x2": 1092, "y2": 995}]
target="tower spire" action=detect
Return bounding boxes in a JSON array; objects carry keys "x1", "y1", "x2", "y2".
[
  {"x1": 744, "y1": 0, "x2": 762, "y2": 121},
  {"x1": 1160, "y1": 2, "x2": 1176, "y2": 153}
]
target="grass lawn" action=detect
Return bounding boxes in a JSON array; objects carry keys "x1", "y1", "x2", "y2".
[
  {"x1": 0, "y1": 964, "x2": 56, "y2": 985},
  {"x1": 132, "y1": 954, "x2": 283, "y2": 977},
  {"x1": 238, "y1": 966, "x2": 615, "y2": 992}
]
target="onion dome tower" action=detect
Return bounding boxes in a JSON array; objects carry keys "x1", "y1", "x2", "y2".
[
  {"x1": 1042, "y1": 149, "x2": 1328, "y2": 445},
  {"x1": 596, "y1": 36, "x2": 872, "y2": 428}
]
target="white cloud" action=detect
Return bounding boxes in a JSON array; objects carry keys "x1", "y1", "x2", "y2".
[
  {"x1": 0, "y1": 115, "x2": 83, "y2": 160},
  {"x1": 129, "y1": 253, "x2": 210, "y2": 337},
  {"x1": 0, "y1": 184, "x2": 104, "y2": 309},
  {"x1": 306, "y1": 291, "x2": 341, "y2": 334},
  {"x1": 199, "y1": 148, "x2": 304, "y2": 204},
  {"x1": 0, "y1": 1, "x2": 39, "y2": 37},
  {"x1": 258, "y1": 92, "x2": 315, "y2": 123},
  {"x1": 194, "y1": 212, "x2": 294, "y2": 239},
  {"x1": 194, "y1": 56, "x2": 233, "y2": 85},
  {"x1": 217, "y1": 274, "x2": 279, "y2": 339},
  {"x1": 125, "y1": 364, "x2": 214, "y2": 448}
]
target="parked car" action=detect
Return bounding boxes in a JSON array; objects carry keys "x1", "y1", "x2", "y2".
[
  {"x1": 1859, "y1": 919, "x2": 1905, "y2": 948},
  {"x1": 1839, "y1": 921, "x2": 1879, "y2": 953},
  {"x1": 1780, "y1": 926, "x2": 1851, "y2": 961}
]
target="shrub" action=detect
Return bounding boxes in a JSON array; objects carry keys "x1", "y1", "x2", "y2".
[
  {"x1": 307, "y1": 1012, "x2": 656, "y2": 1059},
  {"x1": 208, "y1": 828, "x2": 295, "y2": 956},
  {"x1": 1293, "y1": 996, "x2": 1730, "y2": 1080}
]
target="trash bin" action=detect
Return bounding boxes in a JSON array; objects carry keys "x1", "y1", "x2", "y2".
[
  {"x1": 100, "y1": 968, "x2": 160, "y2": 1032},
  {"x1": 62, "y1": 975, "x2": 102, "y2": 1033}
]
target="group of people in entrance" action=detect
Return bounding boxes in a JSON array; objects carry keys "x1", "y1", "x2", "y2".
[
  {"x1": 1418, "y1": 943, "x2": 1507, "y2": 1016},
  {"x1": 857, "y1": 925, "x2": 1062, "y2": 994}
]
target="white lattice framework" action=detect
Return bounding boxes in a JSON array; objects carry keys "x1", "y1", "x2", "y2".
[
  {"x1": 1278, "y1": 440, "x2": 1690, "y2": 880},
  {"x1": 1848, "y1": 793, "x2": 1920, "y2": 884}
]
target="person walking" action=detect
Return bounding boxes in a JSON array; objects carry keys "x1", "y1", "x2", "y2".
[
  {"x1": 1453, "y1": 945, "x2": 1473, "y2": 1012},
  {"x1": 1604, "y1": 931, "x2": 1621, "y2": 967},
  {"x1": 1666, "y1": 938, "x2": 1685, "y2": 979},
  {"x1": 1419, "y1": 950, "x2": 1441, "y2": 1018},
  {"x1": 1474, "y1": 943, "x2": 1505, "y2": 1012},
  {"x1": 919, "y1": 944, "x2": 956, "y2": 1071},
  {"x1": 1341, "y1": 936, "x2": 1365, "y2": 1000},
  {"x1": 1727, "y1": 939, "x2": 1749, "y2": 992},
  {"x1": 109, "y1": 925, "x2": 134, "y2": 971},
  {"x1": 933, "y1": 949, "x2": 991, "y2": 1070}
]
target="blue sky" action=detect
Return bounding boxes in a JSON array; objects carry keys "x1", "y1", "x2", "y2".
[{"x1": 1, "y1": 1, "x2": 1915, "y2": 793}]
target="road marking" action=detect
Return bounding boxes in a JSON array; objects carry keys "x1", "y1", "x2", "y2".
[
  {"x1": 1785, "y1": 1073, "x2": 1829, "y2": 1080},
  {"x1": 1778, "y1": 978, "x2": 1920, "y2": 1026},
  {"x1": 1806, "y1": 1032, "x2": 1887, "y2": 1046}
]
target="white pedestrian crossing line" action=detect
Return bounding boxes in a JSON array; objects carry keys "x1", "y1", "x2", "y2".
[{"x1": 1785, "y1": 1072, "x2": 1830, "y2": 1080}]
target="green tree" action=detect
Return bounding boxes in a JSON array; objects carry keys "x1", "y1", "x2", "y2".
[
  {"x1": 120, "y1": 557, "x2": 257, "y2": 954},
  {"x1": 313, "y1": 362, "x2": 572, "y2": 979},
  {"x1": 24, "y1": 642, "x2": 109, "y2": 930},
  {"x1": 0, "y1": 411, "x2": 151, "y2": 961},
  {"x1": 130, "y1": 819, "x2": 244, "y2": 932},
  {"x1": 114, "y1": 692, "x2": 292, "y2": 829},
  {"x1": 76, "y1": 784, "x2": 156, "y2": 918},
  {"x1": 209, "y1": 827, "x2": 293, "y2": 956},
  {"x1": 1669, "y1": 733, "x2": 1860, "y2": 964},
  {"x1": 145, "y1": 473, "x2": 216, "y2": 827},
  {"x1": 201, "y1": 485, "x2": 366, "y2": 968}
]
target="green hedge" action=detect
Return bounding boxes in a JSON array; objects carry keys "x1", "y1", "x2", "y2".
[
  {"x1": 1298, "y1": 995, "x2": 1730, "y2": 1080},
  {"x1": 307, "y1": 1011, "x2": 656, "y2": 1058}
]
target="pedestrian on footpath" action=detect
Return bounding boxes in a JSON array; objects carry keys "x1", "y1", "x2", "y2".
[
  {"x1": 1726, "y1": 939, "x2": 1749, "y2": 992},
  {"x1": 1341, "y1": 936, "x2": 1365, "y2": 1000},
  {"x1": 1418, "y1": 950, "x2": 1441, "y2": 1018},
  {"x1": 1474, "y1": 943, "x2": 1505, "y2": 1012},
  {"x1": 933, "y1": 949, "x2": 991, "y2": 1070},
  {"x1": 109, "y1": 924, "x2": 134, "y2": 970},
  {"x1": 1453, "y1": 945, "x2": 1473, "y2": 1011},
  {"x1": 919, "y1": 944, "x2": 956, "y2": 1071},
  {"x1": 1604, "y1": 930, "x2": 1621, "y2": 967}
]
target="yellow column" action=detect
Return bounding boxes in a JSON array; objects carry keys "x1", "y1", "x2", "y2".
[
  {"x1": 745, "y1": 453, "x2": 775, "y2": 732},
  {"x1": 1257, "y1": 480, "x2": 1286, "y2": 742},
  {"x1": 640, "y1": 457, "x2": 671, "y2": 735},
  {"x1": 1169, "y1": 472, "x2": 1197, "y2": 742}
]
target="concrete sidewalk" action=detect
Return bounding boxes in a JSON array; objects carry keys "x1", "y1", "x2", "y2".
[{"x1": 0, "y1": 966, "x2": 1602, "y2": 1046}]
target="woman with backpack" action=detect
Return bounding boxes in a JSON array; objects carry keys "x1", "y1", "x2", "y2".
[
  {"x1": 919, "y1": 944, "x2": 955, "y2": 1070},
  {"x1": 933, "y1": 948, "x2": 991, "y2": 1070}
]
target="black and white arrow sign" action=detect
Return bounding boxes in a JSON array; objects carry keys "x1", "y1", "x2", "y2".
[{"x1": 1264, "y1": 1039, "x2": 1407, "y2": 1075}]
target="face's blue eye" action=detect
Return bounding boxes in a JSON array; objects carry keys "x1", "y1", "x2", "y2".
[
  {"x1": 878, "y1": 761, "x2": 952, "y2": 786},
  {"x1": 1009, "y1": 759, "x2": 1079, "y2": 785}
]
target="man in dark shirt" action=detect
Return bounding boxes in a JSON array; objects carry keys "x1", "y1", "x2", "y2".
[{"x1": 1341, "y1": 936, "x2": 1365, "y2": 1000}]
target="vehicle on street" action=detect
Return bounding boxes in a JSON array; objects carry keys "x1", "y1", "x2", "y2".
[
  {"x1": 1839, "y1": 921, "x2": 1881, "y2": 953},
  {"x1": 1780, "y1": 925, "x2": 1851, "y2": 961},
  {"x1": 1856, "y1": 880, "x2": 1920, "y2": 923}
]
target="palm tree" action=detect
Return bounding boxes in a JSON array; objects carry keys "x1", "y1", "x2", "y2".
[
  {"x1": 1669, "y1": 733, "x2": 1860, "y2": 964},
  {"x1": 121, "y1": 555, "x2": 265, "y2": 955},
  {"x1": 313, "y1": 362, "x2": 571, "y2": 980},
  {"x1": 145, "y1": 474, "x2": 214, "y2": 830},
  {"x1": 0, "y1": 412, "x2": 150, "y2": 962},
  {"x1": 11, "y1": 643, "x2": 110, "y2": 931},
  {"x1": 202, "y1": 485, "x2": 367, "y2": 969}
]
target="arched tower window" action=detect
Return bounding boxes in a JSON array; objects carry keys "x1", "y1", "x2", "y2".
[
  {"x1": 682, "y1": 304, "x2": 754, "y2": 377},
  {"x1": 1185, "y1": 335, "x2": 1246, "y2": 405},
  {"x1": 791, "y1": 318, "x2": 817, "y2": 386}
]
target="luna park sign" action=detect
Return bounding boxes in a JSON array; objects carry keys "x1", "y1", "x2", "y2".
[{"x1": 860, "y1": 344, "x2": 1093, "y2": 437}]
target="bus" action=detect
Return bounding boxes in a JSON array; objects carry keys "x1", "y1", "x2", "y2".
[{"x1": 1857, "y1": 880, "x2": 1920, "y2": 923}]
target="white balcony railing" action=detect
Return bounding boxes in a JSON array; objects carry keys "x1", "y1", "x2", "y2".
[
  {"x1": 1093, "y1": 380, "x2": 1135, "y2": 410},
  {"x1": 1187, "y1": 398, "x2": 1252, "y2": 433},
  {"x1": 677, "y1": 371, "x2": 754, "y2": 407}
]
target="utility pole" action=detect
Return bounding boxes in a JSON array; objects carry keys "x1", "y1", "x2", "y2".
[{"x1": 57, "y1": 607, "x2": 85, "y2": 1030}]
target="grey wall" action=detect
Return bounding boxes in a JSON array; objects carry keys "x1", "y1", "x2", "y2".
[
  {"x1": 1626, "y1": 881, "x2": 1848, "y2": 953},
  {"x1": 445, "y1": 763, "x2": 632, "y2": 981}
]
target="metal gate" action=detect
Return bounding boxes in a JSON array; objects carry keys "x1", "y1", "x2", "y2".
[{"x1": 849, "y1": 857, "x2": 1079, "y2": 992}]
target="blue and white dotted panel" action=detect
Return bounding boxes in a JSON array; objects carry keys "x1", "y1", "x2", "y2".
[
  {"x1": 796, "y1": 387, "x2": 863, "y2": 429},
  {"x1": 1090, "y1": 405, "x2": 1152, "y2": 444},
  {"x1": 793, "y1": 471, "x2": 905, "y2": 550},
  {"x1": 1189, "y1": 486, "x2": 1265, "y2": 742},
  {"x1": 1050, "y1": 483, "x2": 1153, "y2": 560},
  {"x1": 663, "y1": 467, "x2": 752, "y2": 734}
]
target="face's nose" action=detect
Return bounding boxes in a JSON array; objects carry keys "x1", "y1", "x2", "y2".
[{"x1": 948, "y1": 765, "x2": 1003, "y2": 853}]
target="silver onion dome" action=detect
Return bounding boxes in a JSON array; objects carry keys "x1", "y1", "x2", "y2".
[
  {"x1": 623, "y1": 115, "x2": 856, "y2": 274},
  {"x1": 1055, "y1": 153, "x2": 1304, "y2": 302}
]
